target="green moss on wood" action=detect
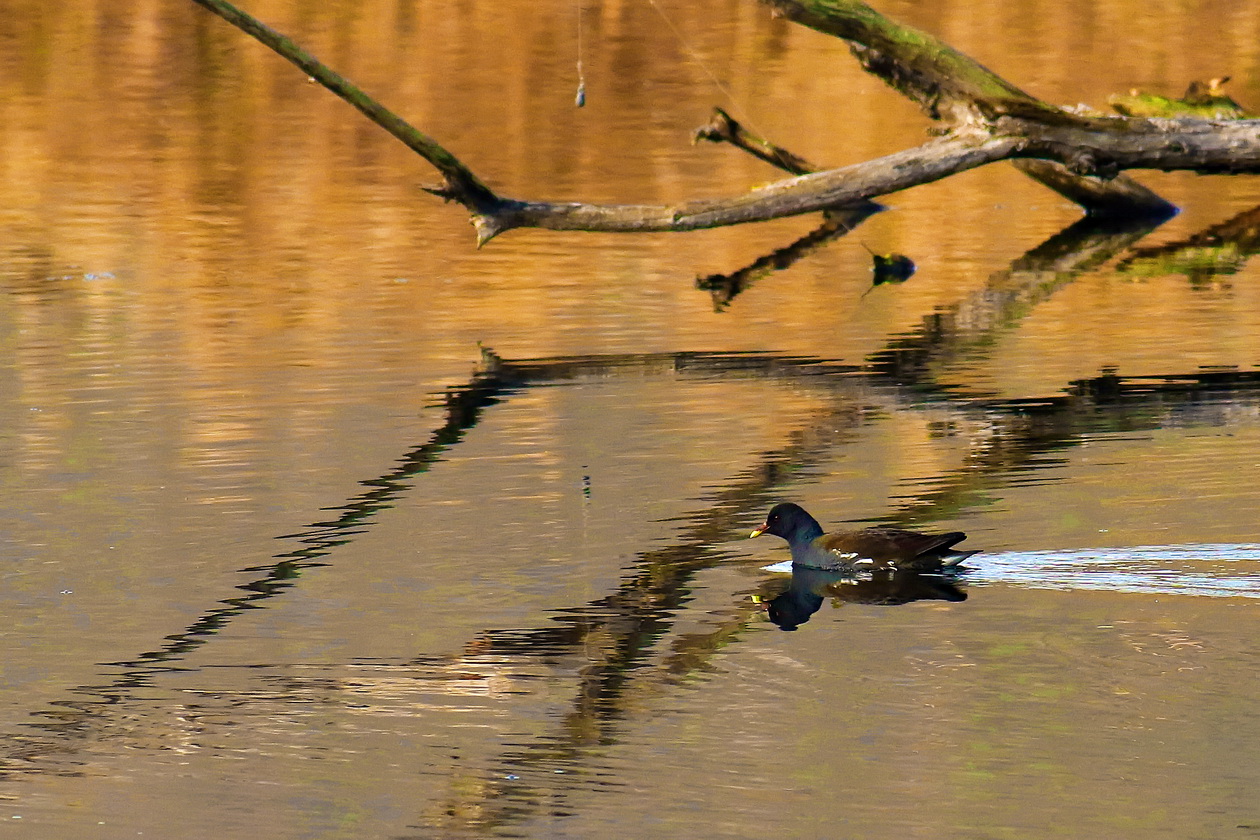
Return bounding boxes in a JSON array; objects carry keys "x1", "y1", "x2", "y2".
[
  {"x1": 767, "y1": 0, "x2": 1059, "y2": 119},
  {"x1": 1109, "y1": 78, "x2": 1251, "y2": 120}
]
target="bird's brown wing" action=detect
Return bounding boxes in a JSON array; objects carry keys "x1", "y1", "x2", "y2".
[{"x1": 816, "y1": 528, "x2": 966, "y2": 563}]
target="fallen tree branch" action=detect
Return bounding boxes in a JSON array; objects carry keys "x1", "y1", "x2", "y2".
[
  {"x1": 185, "y1": 0, "x2": 500, "y2": 211},
  {"x1": 188, "y1": 0, "x2": 1260, "y2": 244},
  {"x1": 760, "y1": 0, "x2": 1059, "y2": 126},
  {"x1": 1010, "y1": 160, "x2": 1173, "y2": 218},
  {"x1": 694, "y1": 107, "x2": 824, "y2": 176},
  {"x1": 695, "y1": 106, "x2": 1176, "y2": 219},
  {"x1": 480, "y1": 131, "x2": 1017, "y2": 239},
  {"x1": 717, "y1": 1, "x2": 1175, "y2": 215}
]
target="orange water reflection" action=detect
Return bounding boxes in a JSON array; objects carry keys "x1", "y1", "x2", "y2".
[{"x1": 3, "y1": 2, "x2": 1260, "y2": 838}]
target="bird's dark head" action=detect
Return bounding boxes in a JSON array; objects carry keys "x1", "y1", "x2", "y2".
[{"x1": 750, "y1": 503, "x2": 822, "y2": 544}]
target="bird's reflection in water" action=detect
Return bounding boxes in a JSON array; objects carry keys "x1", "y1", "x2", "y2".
[{"x1": 762, "y1": 565, "x2": 967, "y2": 631}]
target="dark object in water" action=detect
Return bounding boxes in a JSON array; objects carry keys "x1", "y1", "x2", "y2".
[
  {"x1": 762, "y1": 565, "x2": 967, "y2": 630},
  {"x1": 859, "y1": 242, "x2": 916, "y2": 294}
]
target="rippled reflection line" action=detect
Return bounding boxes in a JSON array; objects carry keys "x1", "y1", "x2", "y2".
[
  {"x1": 109, "y1": 359, "x2": 521, "y2": 673},
  {"x1": 10, "y1": 209, "x2": 1260, "y2": 821},
  {"x1": 48, "y1": 350, "x2": 859, "y2": 687}
]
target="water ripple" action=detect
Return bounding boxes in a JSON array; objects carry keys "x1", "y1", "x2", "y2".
[{"x1": 970, "y1": 544, "x2": 1260, "y2": 598}]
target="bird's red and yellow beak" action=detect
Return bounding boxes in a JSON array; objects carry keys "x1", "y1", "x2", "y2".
[{"x1": 750, "y1": 524, "x2": 768, "y2": 538}]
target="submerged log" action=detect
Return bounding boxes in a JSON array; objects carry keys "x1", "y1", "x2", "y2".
[{"x1": 186, "y1": 0, "x2": 1260, "y2": 244}]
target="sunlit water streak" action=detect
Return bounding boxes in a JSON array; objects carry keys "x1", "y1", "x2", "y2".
[
  {"x1": 765, "y1": 544, "x2": 1260, "y2": 597},
  {"x1": 971, "y1": 544, "x2": 1260, "y2": 598}
]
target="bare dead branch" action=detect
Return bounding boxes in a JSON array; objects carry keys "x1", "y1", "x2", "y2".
[
  {"x1": 1011, "y1": 161, "x2": 1175, "y2": 219},
  {"x1": 475, "y1": 132, "x2": 1018, "y2": 242},
  {"x1": 186, "y1": 0, "x2": 1260, "y2": 244},
  {"x1": 757, "y1": 0, "x2": 1178, "y2": 216},
  {"x1": 186, "y1": 0, "x2": 501, "y2": 213},
  {"x1": 759, "y1": 0, "x2": 1057, "y2": 125},
  {"x1": 694, "y1": 108, "x2": 823, "y2": 176}
]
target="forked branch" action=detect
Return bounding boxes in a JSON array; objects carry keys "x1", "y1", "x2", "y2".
[{"x1": 188, "y1": 0, "x2": 1260, "y2": 244}]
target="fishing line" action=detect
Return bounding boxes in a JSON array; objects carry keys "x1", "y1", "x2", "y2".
[
  {"x1": 644, "y1": 0, "x2": 764, "y2": 135},
  {"x1": 575, "y1": 0, "x2": 763, "y2": 131},
  {"x1": 575, "y1": 2, "x2": 587, "y2": 106}
]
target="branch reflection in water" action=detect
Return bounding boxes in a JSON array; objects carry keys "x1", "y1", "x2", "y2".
[{"x1": 10, "y1": 199, "x2": 1260, "y2": 831}]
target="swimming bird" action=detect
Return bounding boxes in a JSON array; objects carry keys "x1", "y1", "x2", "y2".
[{"x1": 750, "y1": 502, "x2": 977, "y2": 573}]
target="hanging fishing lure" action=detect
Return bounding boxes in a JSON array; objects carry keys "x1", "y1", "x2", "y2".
[{"x1": 575, "y1": 4, "x2": 587, "y2": 106}]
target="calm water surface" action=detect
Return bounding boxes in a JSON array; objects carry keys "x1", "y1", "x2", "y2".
[{"x1": 2, "y1": 0, "x2": 1259, "y2": 837}]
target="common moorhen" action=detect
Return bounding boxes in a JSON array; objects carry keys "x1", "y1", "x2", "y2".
[{"x1": 751, "y1": 502, "x2": 977, "y2": 572}]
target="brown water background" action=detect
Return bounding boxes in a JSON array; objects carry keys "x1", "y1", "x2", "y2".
[{"x1": 2, "y1": 1, "x2": 1259, "y2": 837}]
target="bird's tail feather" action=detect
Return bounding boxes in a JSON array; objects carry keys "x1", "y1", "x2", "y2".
[{"x1": 942, "y1": 549, "x2": 980, "y2": 568}]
